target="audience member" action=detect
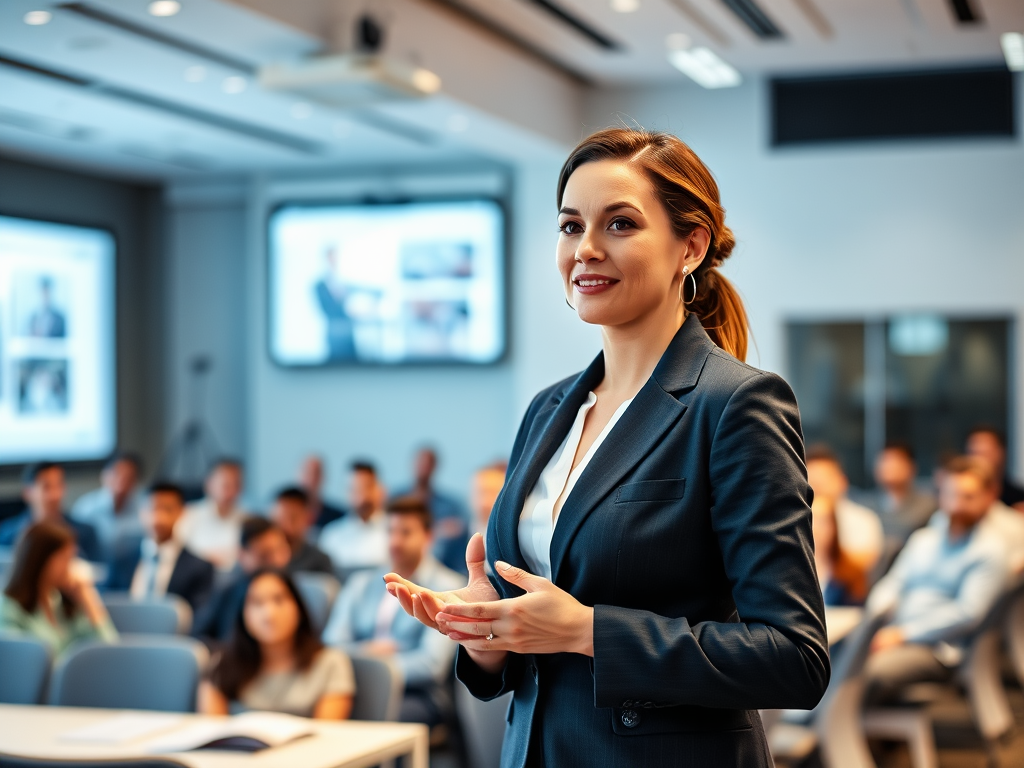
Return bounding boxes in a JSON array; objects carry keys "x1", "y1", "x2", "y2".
[
  {"x1": 966, "y1": 426, "x2": 1024, "y2": 511},
  {"x1": 319, "y1": 461, "x2": 388, "y2": 573},
  {"x1": 177, "y1": 458, "x2": 247, "y2": 570},
  {"x1": 811, "y1": 496, "x2": 869, "y2": 607},
  {"x1": 298, "y1": 455, "x2": 346, "y2": 530},
  {"x1": 192, "y1": 517, "x2": 292, "y2": 646},
  {"x1": 1, "y1": 522, "x2": 117, "y2": 655},
  {"x1": 106, "y1": 482, "x2": 215, "y2": 613},
  {"x1": 863, "y1": 456, "x2": 1012, "y2": 703},
  {"x1": 470, "y1": 461, "x2": 506, "y2": 538},
  {"x1": 805, "y1": 446, "x2": 884, "y2": 572},
  {"x1": 396, "y1": 447, "x2": 470, "y2": 574},
  {"x1": 199, "y1": 568, "x2": 354, "y2": 719},
  {"x1": 0, "y1": 462, "x2": 102, "y2": 563},
  {"x1": 324, "y1": 496, "x2": 464, "y2": 725},
  {"x1": 70, "y1": 451, "x2": 145, "y2": 562},
  {"x1": 863, "y1": 442, "x2": 938, "y2": 544},
  {"x1": 271, "y1": 486, "x2": 334, "y2": 575}
]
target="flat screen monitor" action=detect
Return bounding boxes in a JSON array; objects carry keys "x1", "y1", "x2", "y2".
[
  {"x1": 0, "y1": 214, "x2": 116, "y2": 464},
  {"x1": 269, "y1": 199, "x2": 506, "y2": 366}
]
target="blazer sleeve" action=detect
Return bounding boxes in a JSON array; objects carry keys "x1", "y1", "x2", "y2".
[{"x1": 593, "y1": 372, "x2": 831, "y2": 711}]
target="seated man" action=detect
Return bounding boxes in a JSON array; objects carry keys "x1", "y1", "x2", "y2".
[
  {"x1": 106, "y1": 482, "x2": 215, "y2": 613},
  {"x1": 298, "y1": 455, "x2": 347, "y2": 531},
  {"x1": 0, "y1": 462, "x2": 102, "y2": 563},
  {"x1": 71, "y1": 451, "x2": 145, "y2": 562},
  {"x1": 319, "y1": 461, "x2": 389, "y2": 574},
  {"x1": 863, "y1": 456, "x2": 1013, "y2": 703},
  {"x1": 177, "y1": 458, "x2": 247, "y2": 571},
  {"x1": 271, "y1": 486, "x2": 334, "y2": 574},
  {"x1": 324, "y1": 496, "x2": 465, "y2": 725},
  {"x1": 864, "y1": 442, "x2": 937, "y2": 545},
  {"x1": 191, "y1": 516, "x2": 292, "y2": 647}
]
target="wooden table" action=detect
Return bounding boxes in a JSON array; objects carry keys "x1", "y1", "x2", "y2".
[{"x1": 0, "y1": 705, "x2": 429, "y2": 768}]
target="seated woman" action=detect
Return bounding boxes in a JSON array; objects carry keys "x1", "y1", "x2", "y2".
[
  {"x1": 1, "y1": 521, "x2": 118, "y2": 654},
  {"x1": 812, "y1": 496, "x2": 870, "y2": 607},
  {"x1": 199, "y1": 568, "x2": 355, "y2": 719}
]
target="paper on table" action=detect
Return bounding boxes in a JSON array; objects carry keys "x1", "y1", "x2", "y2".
[
  {"x1": 141, "y1": 711, "x2": 314, "y2": 753},
  {"x1": 60, "y1": 713, "x2": 185, "y2": 744}
]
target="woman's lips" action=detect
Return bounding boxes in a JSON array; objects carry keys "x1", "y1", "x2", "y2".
[{"x1": 573, "y1": 275, "x2": 619, "y2": 295}]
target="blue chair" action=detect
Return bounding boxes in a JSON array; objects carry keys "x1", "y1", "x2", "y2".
[
  {"x1": 48, "y1": 636, "x2": 208, "y2": 712},
  {"x1": 456, "y1": 680, "x2": 511, "y2": 768},
  {"x1": 293, "y1": 572, "x2": 341, "y2": 634},
  {"x1": 350, "y1": 655, "x2": 404, "y2": 722},
  {"x1": 102, "y1": 594, "x2": 191, "y2": 635},
  {"x1": 0, "y1": 635, "x2": 51, "y2": 704}
]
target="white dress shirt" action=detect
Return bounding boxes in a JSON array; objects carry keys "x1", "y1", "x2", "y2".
[
  {"x1": 519, "y1": 391, "x2": 634, "y2": 581},
  {"x1": 318, "y1": 509, "x2": 389, "y2": 571},
  {"x1": 176, "y1": 498, "x2": 246, "y2": 571},
  {"x1": 130, "y1": 538, "x2": 182, "y2": 601}
]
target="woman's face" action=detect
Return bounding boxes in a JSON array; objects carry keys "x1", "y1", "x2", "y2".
[
  {"x1": 243, "y1": 574, "x2": 301, "y2": 647},
  {"x1": 557, "y1": 159, "x2": 704, "y2": 329},
  {"x1": 41, "y1": 543, "x2": 75, "y2": 590}
]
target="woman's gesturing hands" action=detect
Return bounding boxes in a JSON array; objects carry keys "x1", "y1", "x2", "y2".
[{"x1": 383, "y1": 533, "x2": 595, "y2": 673}]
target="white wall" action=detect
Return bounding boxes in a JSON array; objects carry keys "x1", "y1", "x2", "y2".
[{"x1": 585, "y1": 75, "x2": 1024, "y2": 475}]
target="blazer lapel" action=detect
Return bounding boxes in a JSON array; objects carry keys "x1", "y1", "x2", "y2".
[
  {"x1": 549, "y1": 315, "x2": 717, "y2": 585},
  {"x1": 492, "y1": 353, "x2": 606, "y2": 574}
]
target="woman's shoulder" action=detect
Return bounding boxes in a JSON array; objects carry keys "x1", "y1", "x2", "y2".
[
  {"x1": 697, "y1": 346, "x2": 796, "y2": 405},
  {"x1": 0, "y1": 593, "x2": 30, "y2": 623}
]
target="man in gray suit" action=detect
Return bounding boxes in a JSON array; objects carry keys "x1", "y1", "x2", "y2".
[{"x1": 323, "y1": 495, "x2": 465, "y2": 724}]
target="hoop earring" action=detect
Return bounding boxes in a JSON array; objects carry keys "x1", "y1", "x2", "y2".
[
  {"x1": 678, "y1": 271, "x2": 697, "y2": 306},
  {"x1": 566, "y1": 297, "x2": 575, "y2": 310}
]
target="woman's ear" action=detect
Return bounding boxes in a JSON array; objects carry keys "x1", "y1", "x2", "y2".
[{"x1": 681, "y1": 227, "x2": 711, "y2": 274}]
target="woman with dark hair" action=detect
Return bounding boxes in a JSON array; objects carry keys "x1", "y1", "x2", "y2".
[
  {"x1": 812, "y1": 496, "x2": 869, "y2": 607},
  {"x1": 198, "y1": 568, "x2": 355, "y2": 719},
  {"x1": 385, "y1": 127, "x2": 829, "y2": 767},
  {"x1": 1, "y1": 521, "x2": 117, "y2": 654}
]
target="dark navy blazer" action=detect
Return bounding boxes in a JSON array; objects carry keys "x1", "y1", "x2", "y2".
[
  {"x1": 456, "y1": 315, "x2": 830, "y2": 768},
  {"x1": 107, "y1": 544, "x2": 215, "y2": 613}
]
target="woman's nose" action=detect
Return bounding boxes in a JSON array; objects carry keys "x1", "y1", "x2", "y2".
[{"x1": 576, "y1": 231, "x2": 604, "y2": 262}]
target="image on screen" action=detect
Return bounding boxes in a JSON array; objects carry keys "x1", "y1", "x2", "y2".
[
  {"x1": 0, "y1": 215, "x2": 116, "y2": 464},
  {"x1": 269, "y1": 199, "x2": 505, "y2": 366}
]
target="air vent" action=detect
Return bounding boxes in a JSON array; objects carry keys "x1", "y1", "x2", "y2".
[
  {"x1": 720, "y1": 0, "x2": 784, "y2": 40},
  {"x1": 948, "y1": 0, "x2": 981, "y2": 24},
  {"x1": 525, "y1": 0, "x2": 622, "y2": 50},
  {"x1": 772, "y1": 67, "x2": 1014, "y2": 146}
]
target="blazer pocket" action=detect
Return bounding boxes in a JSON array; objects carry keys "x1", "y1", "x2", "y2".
[{"x1": 615, "y1": 478, "x2": 687, "y2": 504}]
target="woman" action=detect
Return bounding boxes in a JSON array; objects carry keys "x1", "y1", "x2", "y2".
[
  {"x1": 812, "y1": 496, "x2": 869, "y2": 607},
  {"x1": 0, "y1": 521, "x2": 117, "y2": 655},
  {"x1": 385, "y1": 128, "x2": 830, "y2": 767},
  {"x1": 199, "y1": 568, "x2": 354, "y2": 719}
]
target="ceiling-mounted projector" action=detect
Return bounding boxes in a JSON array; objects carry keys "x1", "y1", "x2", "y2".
[{"x1": 259, "y1": 54, "x2": 442, "y2": 107}]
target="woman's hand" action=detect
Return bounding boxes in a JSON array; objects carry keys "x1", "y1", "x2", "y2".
[
  {"x1": 384, "y1": 533, "x2": 507, "y2": 673},
  {"x1": 436, "y1": 561, "x2": 594, "y2": 658},
  {"x1": 63, "y1": 560, "x2": 109, "y2": 628}
]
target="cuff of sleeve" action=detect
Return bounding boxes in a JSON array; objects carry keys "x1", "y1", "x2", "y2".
[{"x1": 455, "y1": 646, "x2": 523, "y2": 701}]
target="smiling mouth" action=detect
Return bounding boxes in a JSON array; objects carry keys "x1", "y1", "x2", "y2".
[{"x1": 573, "y1": 276, "x2": 618, "y2": 287}]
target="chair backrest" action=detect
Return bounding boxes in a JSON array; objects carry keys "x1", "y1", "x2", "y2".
[
  {"x1": 102, "y1": 595, "x2": 190, "y2": 635},
  {"x1": 455, "y1": 680, "x2": 510, "y2": 768},
  {"x1": 48, "y1": 636, "x2": 208, "y2": 712},
  {"x1": 349, "y1": 655, "x2": 404, "y2": 722},
  {"x1": 0, "y1": 634, "x2": 51, "y2": 704},
  {"x1": 293, "y1": 572, "x2": 341, "y2": 634}
]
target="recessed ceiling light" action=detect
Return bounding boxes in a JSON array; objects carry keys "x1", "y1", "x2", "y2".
[
  {"x1": 668, "y1": 47, "x2": 741, "y2": 88},
  {"x1": 611, "y1": 0, "x2": 640, "y2": 12},
  {"x1": 183, "y1": 65, "x2": 206, "y2": 82},
  {"x1": 23, "y1": 10, "x2": 52, "y2": 25},
  {"x1": 221, "y1": 76, "x2": 247, "y2": 94},
  {"x1": 290, "y1": 102, "x2": 313, "y2": 119},
  {"x1": 447, "y1": 113, "x2": 469, "y2": 132},
  {"x1": 1002, "y1": 32, "x2": 1024, "y2": 72},
  {"x1": 411, "y1": 68, "x2": 442, "y2": 95},
  {"x1": 148, "y1": 1, "x2": 181, "y2": 17}
]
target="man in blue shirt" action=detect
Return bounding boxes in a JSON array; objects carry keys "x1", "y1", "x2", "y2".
[
  {"x1": 0, "y1": 462, "x2": 102, "y2": 563},
  {"x1": 863, "y1": 455, "x2": 1012, "y2": 702},
  {"x1": 70, "y1": 452, "x2": 144, "y2": 562}
]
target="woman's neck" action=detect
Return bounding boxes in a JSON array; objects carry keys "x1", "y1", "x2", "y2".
[
  {"x1": 260, "y1": 639, "x2": 296, "y2": 673},
  {"x1": 599, "y1": 301, "x2": 686, "y2": 398}
]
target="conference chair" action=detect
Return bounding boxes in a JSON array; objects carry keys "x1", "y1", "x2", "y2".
[
  {"x1": 48, "y1": 636, "x2": 208, "y2": 712},
  {"x1": 293, "y1": 572, "x2": 341, "y2": 634},
  {"x1": 455, "y1": 680, "x2": 511, "y2": 768},
  {"x1": 1006, "y1": 586, "x2": 1024, "y2": 690},
  {"x1": 0, "y1": 759, "x2": 188, "y2": 768},
  {"x1": 350, "y1": 655, "x2": 404, "y2": 722},
  {"x1": 0, "y1": 546, "x2": 13, "y2": 588},
  {"x1": 102, "y1": 594, "x2": 192, "y2": 635},
  {"x1": 0, "y1": 635, "x2": 51, "y2": 705}
]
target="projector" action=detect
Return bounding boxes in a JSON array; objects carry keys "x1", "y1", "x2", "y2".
[{"x1": 259, "y1": 54, "x2": 442, "y2": 107}]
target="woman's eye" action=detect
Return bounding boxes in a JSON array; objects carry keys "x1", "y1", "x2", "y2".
[
  {"x1": 559, "y1": 221, "x2": 582, "y2": 235},
  {"x1": 609, "y1": 218, "x2": 634, "y2": 231}
]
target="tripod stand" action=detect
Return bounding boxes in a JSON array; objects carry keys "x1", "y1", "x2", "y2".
[{"x1": 157, "y1": 356, "x2": 220, "y2": 501}]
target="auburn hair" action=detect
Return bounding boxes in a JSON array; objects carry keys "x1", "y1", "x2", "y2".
[{"x1": 557, "y1": 127, "x2": 749, "y2": 361}]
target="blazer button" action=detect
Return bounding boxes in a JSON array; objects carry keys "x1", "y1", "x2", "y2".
[{"x1": 621, "y1": 709, "x2": 641, "y2": 729}]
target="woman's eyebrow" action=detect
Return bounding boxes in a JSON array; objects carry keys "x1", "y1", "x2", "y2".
[{"x1": 558, "y1": 202, "x2": 642, "y2": 216}]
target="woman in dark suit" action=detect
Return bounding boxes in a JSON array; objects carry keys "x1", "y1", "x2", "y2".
[{"x1": 385, "y1": 128, "x2": 829, "y2": 767}]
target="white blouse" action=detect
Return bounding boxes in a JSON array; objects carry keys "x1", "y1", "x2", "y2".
[{"x1": 518, "y1": 391, "x2": 634, "y2": 581}]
